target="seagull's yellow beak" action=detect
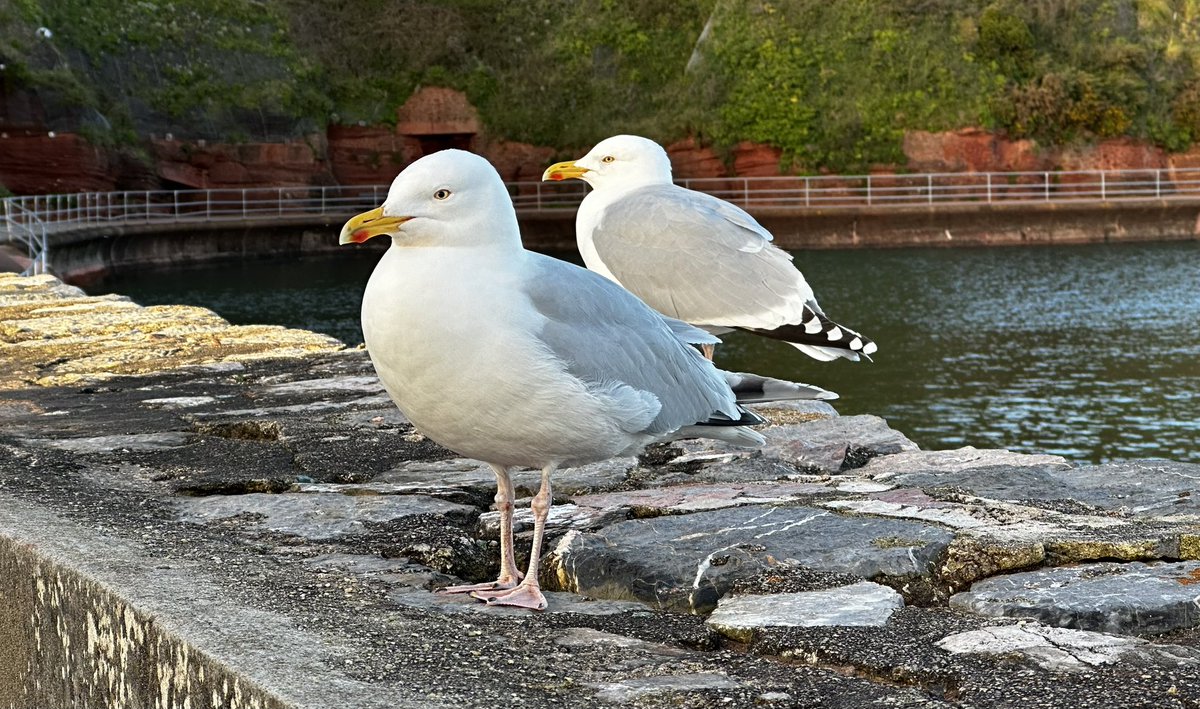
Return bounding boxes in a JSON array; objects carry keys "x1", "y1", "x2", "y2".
[
  {"x1": 541, "y1": 160, "x2": 589, "y2": 182},
  {"x1": 339, "y1": 207, "x2": 411, "y2": 244}
]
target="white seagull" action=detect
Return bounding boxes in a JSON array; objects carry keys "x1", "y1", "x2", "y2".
[
  {"x1": 543, "y1": 134, "x2": 877, "y2": 362},
  {"x1": 339, "y1": 149, "x2": 836, "y2": 611}
]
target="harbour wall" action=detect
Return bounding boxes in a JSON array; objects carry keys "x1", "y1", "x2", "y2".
[{"x1": 41, "y1": 201, "x2": 1200, "y2": 285}]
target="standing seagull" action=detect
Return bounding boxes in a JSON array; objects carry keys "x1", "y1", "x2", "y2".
[
  {"x1": 340, "y1": 149, "x2": 835, "y2": 611},
  {"x1": 543, "y1": 134, "x2": 877, "y2": 362}
]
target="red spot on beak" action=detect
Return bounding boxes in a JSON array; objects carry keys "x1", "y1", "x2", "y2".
[
  {"x1": 350, "y1": 229, "x2": 371, "y2": 243},
  {"x1": 549, "y1": 171, "x2": 563, "y2": 181}
]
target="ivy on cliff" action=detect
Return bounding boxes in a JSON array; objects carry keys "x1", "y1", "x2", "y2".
[{"x1": 2, "y1": 0, "x2": 1199, "y2": 169}]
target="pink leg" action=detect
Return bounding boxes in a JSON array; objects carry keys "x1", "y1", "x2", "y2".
[
  {"x1": 472, "y1": 464, "x2": 554, "y2": 610},
  {"x1": 701, "y1": 343, "x2": 715, "y2": 361},
  {"x1": 440, "y1": 464, "x2": 523, "y2": 595}
]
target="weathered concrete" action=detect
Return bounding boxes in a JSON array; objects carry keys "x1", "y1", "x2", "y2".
[{"x1": 3, "y1": 274, "x2": 1200, "y2": 708}]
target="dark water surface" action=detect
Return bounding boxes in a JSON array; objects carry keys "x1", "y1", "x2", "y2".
[{"x1": 92, "y1": 241, "x2": 1200, "y2": 464}]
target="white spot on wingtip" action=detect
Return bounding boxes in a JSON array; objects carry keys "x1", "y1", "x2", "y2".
[
  {"x1": 849, "y1": 337, "x2": 863, "y2": 350},
  {"x1": 803, "y1": 317, "x2": 821, "y2": 334},
  {"x1": 826, "y1": 326, "x2": 843, "y2": 341},
  {"x1": 863, "y1": 342, "x2": 878, "y2": 355}
]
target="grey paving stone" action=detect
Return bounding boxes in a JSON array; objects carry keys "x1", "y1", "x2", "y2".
[
  {"x1": 937, "y1": 623, "x2": 1200, "y2": 672},
  {"x1": 176, "y1": 492, "x2": 476, "y2": 540},
  {"x1": 950, "y1": 561, "x2": 1200, "y2": 636},
  {"x1": 708, "y1": 581, "x2": 905, "y2": 641},
  {"x1": 762, "y1": 415, "x2": 919, "y2": 473},
  {"x1": 550, "y1": 505, "x2": 953, "y2": 613}
]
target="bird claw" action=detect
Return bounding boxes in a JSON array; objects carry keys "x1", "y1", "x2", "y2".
[
  {"x1": 470, "y1": 584, "x2": 548, "y2": 611},
  {"x1": 438, "y1": 578, "x2": 519, "y2": 595}
]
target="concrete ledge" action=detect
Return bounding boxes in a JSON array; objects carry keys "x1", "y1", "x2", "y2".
[
  {"x1": 3, "y1": 274, "x2": 1200, "y2": 707},
  {"x1": 0, "y1": 496, "x2": 415, "y2": 709}
]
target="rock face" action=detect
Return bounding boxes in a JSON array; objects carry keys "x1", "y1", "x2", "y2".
[
  {"x1": 3, "y1": 274, "x2": 1200, "y2": 707},
  {"x1": 152, "y1": 136, "x2": 330, "y2": 189},
  {"x1": 5, "y1": 84, "x2": 1196, "y2": 196},
  {"x1": 0, "y1": 131, "x2": 120, "y2": 193}
]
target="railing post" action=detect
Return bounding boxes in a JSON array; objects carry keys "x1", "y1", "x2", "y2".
[
  {"x1": 866, "y1": 175, "x2": 872, "y2": 206},
  {"x1": 1100, "y1": 172, "x2": 1106, "y2": 201},
  {"x1": 206, "y1": 191, "x2": 211, "y2": 220},
  {"x1": 987, "y1": 173, "x2": 992, "y2": 203},
  {"x1": 742, "y1": 178, "x2": 749, "y2": 206},
  {"x1": 242, "y1": 189, "x2": 247, "y2": 218},
  {"x1": 145, "y1": 191, "x2": 150, "y2": 222},
  {"x1": 1044, "y1": 172, "x2": 1050, "y2": 201},
  {"x1": 174, "y1": 190, "x2": 180, "y2": 220},
  {"x1": 927, "y1": 174, "x2": 933, "y2": 204},
  {"x1": 1156, "y1": 169, "x2": 1161, "y2": 199},
  {"x1": 321, "y1": 187, "x2": 327, "y2": 215},
  {"x1": 804, "y1": 176, "x2": 810, "y2": 207},
  {"x1": 279, "y1": 187, "x2": 284, "y2": 216}
]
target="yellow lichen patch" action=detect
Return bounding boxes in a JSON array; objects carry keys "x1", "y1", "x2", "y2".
[
  {"x1": 0, "y1": 305, "x2": 229, "y2": 342},
  {"x1": 0, "y1": 274, "x2": 343, "y2": 390},
  {"x1": 754, "y1": 405, "x2": 833, "y2": 425},
  {"x1": 1179, "y1": 535, "x2": 1200, "y2": 560},
  {"x1": 941, "y1": 536, "x2": 1045, "y2": 592},
  {"x1": 1044, "y1": 538, "x2": 1162, "y2": 563}
]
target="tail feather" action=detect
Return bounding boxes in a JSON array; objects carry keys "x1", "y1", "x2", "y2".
[
  {"x1": 722, "y1": 371, "x2": 838, "y2": 403},
  {"x1": 742, "y1": 304, "x2": 876, "y2": 362}
]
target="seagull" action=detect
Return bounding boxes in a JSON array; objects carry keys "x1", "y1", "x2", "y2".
[
  {"x1": 340, "y1": 149, "x2": 836, "y2": 611},
  {"x1": 543, "y1": 134, "x2": 877, "y2": 362}
]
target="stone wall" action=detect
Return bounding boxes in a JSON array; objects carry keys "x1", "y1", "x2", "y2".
[
  {"x1": 6, "y1": 87, "x2": 1200, "y2": 197},
  {"x1": 0, "y1": 535, "x2": 287, "y2": 709},
  {"x1": 2, "y1": 273, "x2": 1200, "y2": 707}
]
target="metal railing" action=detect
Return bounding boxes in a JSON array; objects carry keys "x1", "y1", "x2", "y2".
[
  {"x1": 1, "y1": 198, "x2": 49, "y2": 276},
  {"x1": 3, "y1": 167, "x2": 1199, "y2": 272}
]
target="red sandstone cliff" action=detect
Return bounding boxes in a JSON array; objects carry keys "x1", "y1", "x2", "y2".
[{"x1": 3, "y1": 88, "x2": 1198, "y2": 196}]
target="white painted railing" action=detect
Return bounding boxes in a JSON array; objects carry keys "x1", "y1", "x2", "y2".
[
  {"x1": 3, "y1": 167, "x2": 1199, "y2": 272},
  {"x1": 1, "y1": 198, "x2": 49, "y2": 276}
]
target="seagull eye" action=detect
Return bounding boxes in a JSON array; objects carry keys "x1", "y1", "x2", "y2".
[
  {"x1": 433, "y1": 188, "x2": 452, "y2": 200},
  {"x1": 601, "y1": 156, "x2": 616, "y2": 164}
]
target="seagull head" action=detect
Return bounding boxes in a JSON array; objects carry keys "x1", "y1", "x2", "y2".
[
  {"x1": 340, "y1": 149, "x2": 518, "y2": 248},
  {"x1": 541, "y1": 135, "x2": 673, "y2": 191}
]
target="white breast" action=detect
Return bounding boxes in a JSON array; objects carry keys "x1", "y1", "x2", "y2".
[
  {"x1": 361, "y1": 246, "x2": 650, "y2": 468},
  {"x1": 575, "y1": 193, "x2": 620, "y2": 283}
]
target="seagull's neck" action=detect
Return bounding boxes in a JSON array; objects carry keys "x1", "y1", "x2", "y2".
[{"x1": 587, "y1": 174, "x2": 670, "y2": 202}]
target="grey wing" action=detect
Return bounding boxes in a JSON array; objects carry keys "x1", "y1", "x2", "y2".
[
  {"x1": 524, "y1": 253, "x2": 740, "y2": 435},
  {"x1": 591, "y1": 184, "x2": 818, "y2": 329}
]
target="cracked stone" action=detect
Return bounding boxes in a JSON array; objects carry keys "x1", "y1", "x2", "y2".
[
  {"x1": 707, "y1": 581, "x2": 905, "y2": 641},
  {"x1": 590, "y1": 673, "x2": 743, "y2": 704},
  {"x1": 549, "y1": 505, "x2": 953, "y2": 613},
  {"x1": 762, "y1": 415, "x2": 919, "y2": 473},
  {"x1": 175, "y1": 492, "x2": 476, "y2": 540},
  {"x1": 950, "y1": 560, "x2": 1200, "y2": 636},
  {"x1": 937, "y1": 623, "x2": 1200, "y2": 672}
]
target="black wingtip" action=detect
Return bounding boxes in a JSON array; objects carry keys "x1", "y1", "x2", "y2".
[
  {"x1": 740, "y1": 305, "x2": 876, "y2": 357},
  {"x1": 696, "y1": 405, "x2": 767, "y2": 428}
]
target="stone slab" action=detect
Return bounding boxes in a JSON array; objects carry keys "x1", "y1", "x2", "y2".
[
  {"x1": 950, "y1": 561, "x2": 1200, "y2": 636},
  {"x1": 551, "y1": 505, "x2": 953, "y2": 613},
  {"x1": 708, "y1": 581, "x2": 905, "y2": 641},
  {"x1": 176, "y1": 492, "x2": 477, "y2": 540},
  {"x1": 936, "y1": 623, "x2": 1200, "y2": 673},
  {"x1": 762, "y1": 415, "x2": 919, "y2": 473}
]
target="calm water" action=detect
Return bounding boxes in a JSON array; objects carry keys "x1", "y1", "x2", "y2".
[{"x1": 92, "y1": 242, "x2": 1200, "y2": 464}]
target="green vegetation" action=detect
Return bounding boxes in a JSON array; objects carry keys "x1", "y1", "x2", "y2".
[{"x1": 2, "y1": 0, "x2": 1199, "y2": 170}]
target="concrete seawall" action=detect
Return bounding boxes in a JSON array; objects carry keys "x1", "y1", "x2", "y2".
[
  {"x1": 38, "y1": 200, "x2": 1200, "y2": 285},
  {"x1": 4, "y1": 273, "x2": 1200, "y2": 708}
]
